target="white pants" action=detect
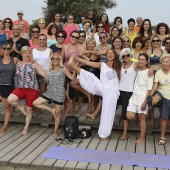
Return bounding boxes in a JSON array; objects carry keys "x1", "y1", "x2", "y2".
[{"x1": 79, "y1": 69, "x2": 119, "y2": 138}]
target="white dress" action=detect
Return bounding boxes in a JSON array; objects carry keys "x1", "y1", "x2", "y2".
[{"x1": 79, "y1": 62, "x2": 119, "y2": 138}]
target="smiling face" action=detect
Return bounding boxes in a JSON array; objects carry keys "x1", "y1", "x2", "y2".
[
  {"x1": 128, "y1": 22, "x2": 135, "y2": 30},
  {"x1": 22, "y1": 50, "x2": 31, "y2": 60},
  {"x1": 2, "y1": 44, "x2": 11, "y2": 55},
  {"x1": 161, "y1": 57, "x2": 170, "y2": 70},
  {"x1": 122, "y1": 51, "x2": 131, "y2": 63},
  {"x1": 51, "y1": 54, "x2": 61, "y2": 66},
  {"x1": 83, "y1": 22, "x2": 91, "y2": 31},
  {"x1": 113, "y1": 38, "x2": 122, "y2": 49},
  {"x1": 159, "y1": 26, "x2": 166, "y2": 35},
  {"x1": 56, "y1": 33, "x2": 65, "y2": 44},
  {"x1": 12, "y1": 25, "x2": 21, "y2": 37},
  {"x1": 123, "y1": 37, "x2": 130, "y2": 48},
  {"x1": 151, "y1": 36, "x2": 161, "y2": 48},
  {"x1": 86, "y1": 39, "x2": 96, "y2": 50},
  {"x1": 143, "y1": 21, "x2": 150, "y2": 31},
  {"x1": 106, "y1": 49, "x2": 115, "y2": 61},
  {"x1": 38, "y1": 35, "x2": 47, "y2": 47},
  {"x1": 70, "y1": 32, "x2": 79, "y2": 44},
  {"x1": 55, "y1": 14, "x2": 61, "y2": 21},
  {"x1": 138, "y1": 54, "x2": 148, "y2": 68}
]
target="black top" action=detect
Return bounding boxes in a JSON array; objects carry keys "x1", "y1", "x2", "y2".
[
  {"x1": 50, "y1": 44, "x2": 62, "y2": 54},
  {"x1": 6, "y1": 38, "x2": 30, "y2": 60}
]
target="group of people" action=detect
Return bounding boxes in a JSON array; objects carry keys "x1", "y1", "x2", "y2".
[{"x1": 0, "y1": 9, "x2": 170, "y2": 145}]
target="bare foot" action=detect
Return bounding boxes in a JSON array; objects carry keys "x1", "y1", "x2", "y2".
[
  {"x1": 0, "y1": 128, "x2": 7, "y2": 134},
  {"x1": 132, "y1": 138, "x2": 145, "y2": 143},
  {"x1": 70, "y1": 109, "x2": 76, "y2": 113},
  {"x1": 53, "y1": 131, "x2": 58, "y2": 138},
  {"x1": 120, "y1": 134, "x2": 128, "y2": 140},
  {"x1": 85, "y1": 113, "x2": 95, "y2": 120},
  {"x1": 78, "y1": 109, "x2": 82, "y2": 114},
  {"x1": 21, "y1": 128, "x2": 28, "y2": 135},
  {"x1": 101, "y1": 137, "x2": 107, "y2": 141},
  {"x1": 20, "y1": 105, "x2": 28, "y2": 116},
  {"x1": 68, "y1": 55, "x2": 75, "y2": 67},
  {"x1": 52, "y1": 109, "x2": 56, "y2": 119}
]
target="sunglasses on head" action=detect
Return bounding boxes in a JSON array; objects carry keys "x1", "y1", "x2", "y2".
[
  {"x1": 51, "y1": 57, "x2": 60, "y2": 61},
  {"x1": 97, "y1": 25, "x2": 104, "y2": 28},
  {"x1": 71, "y1": 35, "x2": 79, "y2": 39},
  {"x1": 123, "y1": 40, "x2": 130, "y2": 43},
  {"x1": 152, "y1": 39, "x2": 160, "y2": 43},
  {"x1": 32, "y1": 31, "x2": 40, "y2": 33},
  {"x1": 2, "y1": 47, "x2": 11, "y2": 50},
  {"x1": 122, "y1": 54, "x2": 130, "y2": 58},
  {"x1": 99, "y1": 36, "x2": 106, "y2": 40}
]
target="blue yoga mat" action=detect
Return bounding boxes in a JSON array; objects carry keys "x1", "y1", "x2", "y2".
[{"x1": 41, "y1": 146, "x2": 170, "y2": 169}]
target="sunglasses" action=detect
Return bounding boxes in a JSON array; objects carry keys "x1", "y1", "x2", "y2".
[
  {"x1": 39, "y1": 22, "x2": 45, "y2": 25},
  {"x1": 32, "y1": 31, "x2": 40, "y2": 33},
  {"x1": 57, "y1": 36, "x2": 64, "y2": 38},
  {"x1": 123, "y1": 40, "x2": 130, "y2": 43},
  {"x1": 79, "y1": 35, "x2": 86, "y2": 38},
  {"x1": 68, "y1": 18, "x2": 73, "y2": 20},
  {"x1": 152, "y1": 39, "x2": 160, "y2": 43},
  {"x1": 165, "y1": 42, "x2": 170, "y2": 45},
  {"x1": 71, "y1": 35, "x2": 79, "y2": 39},
  {"x1": 51, "y1": 58, "x2": 60, "y2": 61},
  {"x1": 5, "y1": 21, "x2": 10, "y2": 23},
  {"x1": 99, "y1": 36, "x2": 106, "y2": 39},
  {"x1": 116, "y1": 20, "x2": 121, "y2": 22},
  {"x1": 122, "y1": 54, "x2": 130, "y2": 58},
  {"x1": 2, "y1": 47, "x2": 11, "y2": 50},
  {"x1": 97, "y1": 26, "x2": 104, "y2": 28}
]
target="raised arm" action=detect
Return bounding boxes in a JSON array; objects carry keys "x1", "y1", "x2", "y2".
[
  {"x1": 64, "y1": 67, "x2": 76, "y2": 80},
  {"x1": 33, "y1": 62, "x2": 46, "y2": 78}
]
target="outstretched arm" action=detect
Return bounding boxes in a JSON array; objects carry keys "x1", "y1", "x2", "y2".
[
  {"x1": 33, "y1": 62, "x2": 46, "y2": 78},
  {"x1": 75, "y1": 55, "x2": 101, "y2": 68}
]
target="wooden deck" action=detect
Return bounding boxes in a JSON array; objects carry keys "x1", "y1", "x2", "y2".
[{"x1": 0, "y1": 100, "x2": 170, "y2": 170}]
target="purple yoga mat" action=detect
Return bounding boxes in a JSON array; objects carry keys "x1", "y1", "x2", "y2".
[{"x1": 41, "y1": 146, "x2": 170, "y2": 169}]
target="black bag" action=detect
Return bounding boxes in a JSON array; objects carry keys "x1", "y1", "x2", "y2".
[{"x1": 64, "y1": 116, "x2": 79, "y2": 139}]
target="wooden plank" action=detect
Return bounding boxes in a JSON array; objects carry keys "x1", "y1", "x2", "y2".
[
  {"x1": 0, "y1": 126, "x2": 43, "y2": 165},
  {"x1": 99, "y1": 131, "x2": 120, "y2": 170}
]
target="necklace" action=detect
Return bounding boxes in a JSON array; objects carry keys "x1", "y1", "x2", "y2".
[{"x1": 124, "y1": 63, "x2": 132, "y2": 73}]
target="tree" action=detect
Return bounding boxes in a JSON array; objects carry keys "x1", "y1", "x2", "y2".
[{"x1": 43, "y1": 0, "x2": 117, "y2": 25}]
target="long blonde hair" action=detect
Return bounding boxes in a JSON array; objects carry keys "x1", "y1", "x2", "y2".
[{"x1": 46, "y1": 53, "x2": 63, "y2": 76}]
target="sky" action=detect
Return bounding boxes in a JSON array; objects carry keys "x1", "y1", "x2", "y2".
[{"x1": 0, "y1": 0, "x2": 170, "y2": 27}]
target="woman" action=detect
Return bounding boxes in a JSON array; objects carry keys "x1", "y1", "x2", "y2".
[
  {"x1": 47, "y1": 24, "x2": 58, "y2": 47},
  {"x1": 61, "y1": 30, "x2": 82, "y2": 116},
  {"x1": 29, "y1": 26, "x2": 40, "y2": 49},
  {"x1": 119, "y1": 48, "x2": 137, "y2": 140},
  {"x1": 163, "y1": 37, "x2": 170, "y2": 53},
  {"x1": 46, "y1": 12, "x2": 63, "y2": 31},
  {"x1": 156, "y1": 23, "x2": 169, "y2": 46},
  {"x1": 68, "y1": 49, "x2": 121, "y2": 140},
  {"x1": 0, "y1": 20, "x2": 8, "y2": 47},
  {"x1": 49, "y1": 30, "x2": 67, "y2": 54},
  {"x1": 33, "y1": 53, "x2": 76, "y2": 137},
  {"x1": 108, "y1": 26, "x2": 119, "y2": 45},
  {"x1": 112, "y1": 36, "x2": 123, "y2": 57},
  {"x1": 82, "y1": 20, "x2": 92, "y2": 39},
  {"x1": 0, "y1": 42, "x2": 19, "y2": 134},
  {"x1": 19, "y1": 21, "x2": 29, "y2": 40},
  {"x1": 7, "y1": 46, "x2": 46, "y2": 135},
  {"x1": 122, "y1": 35, "x2": 131, "y2": 48},
  {"x1": 32, "y1": 34, "x2": 53, "y2": 107},
  {"x1": 138, "y1": 19, "x2": 154, "y2": 41},
  {"x1": 126, "y1": 53, "x2": 153, "y2": 143},
  {"x1": 71, "y1": 38, "x2": 100, "y2": 115},
  {"x1": 131, "y1": 37, "x2": 144, "y2": 62},
  {"x1": 3, "y1": 17, "x2": 13, "y2": 38},
  {"x1": 78, "y1": 30, "x2": 86, "y2": 45},
  {"x1": 63, "y1": 14, "x2": 79, "y2": 44},
  {"x1": 143, "y1": 37, "x2": 150, "y2": 53},
  {"x1": 97, "y1": 13, "x2": 110, "y2": 33},
  {"x1": 92, "y1": 21, "x2": 105, "y2": 46},
  {"x1": 113, "y1": 16, "x2": 124, "y2": 36},
  {"x1": 147, "y1": 54, "x2": 170, "y2": 145},
  {"x1": 38, "y1": 18, "x2": 47, "y2": 35}
]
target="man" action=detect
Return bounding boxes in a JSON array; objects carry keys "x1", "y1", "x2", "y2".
[
  {"x1": 87, "y1": 9, "x2": 97, "y2": 26},
  {"x1": 6, "y1": 25, "x2": 30, "y2": 60},
  {"x1": 135, "y1": 17, "x2": 143, "y2": 32},
  {"x1": 13, "y1": 11, "x2": 29, "y2": 33}
]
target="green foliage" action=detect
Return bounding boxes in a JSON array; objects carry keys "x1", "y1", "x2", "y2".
[{"x1": 43, "y1": 0, "x2": 117, "y2": 25}]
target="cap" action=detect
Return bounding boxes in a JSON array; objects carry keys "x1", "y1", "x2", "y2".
[
  {"x1": 88, "y1": 9, "x2": 94, "y2": 12},
  {"x1": 17, "y1": 11, "x2": 23, "y2": 14}
]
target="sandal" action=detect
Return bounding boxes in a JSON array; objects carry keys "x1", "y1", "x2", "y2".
[
  {"x1": 159, "y1": 137, "x2": 166, "y2": 145},
  {"x1": 147, "y1": 95, "x2": 153, "y2": 109}
]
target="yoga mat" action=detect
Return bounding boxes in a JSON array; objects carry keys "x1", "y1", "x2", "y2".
[{"x1": 41, "y1": 146, "x2": 170, "y2": 169}]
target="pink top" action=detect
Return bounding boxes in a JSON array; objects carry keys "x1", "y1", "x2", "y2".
[
  {"x1": 29, "y1": 39, "x2": 39, "y2": 49},
  {"x1": 64, "y1": 24, "x2": 78, "y2": 44},
  {"x1": 5, "y1": 30, "x2": 12, "y2": 38},
  {"x1": 64, "y1": 44, "x2": 80, "y2": 72},
  {"x1": 13, "y1": 20, "x2": 29, "y2": 33}
]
